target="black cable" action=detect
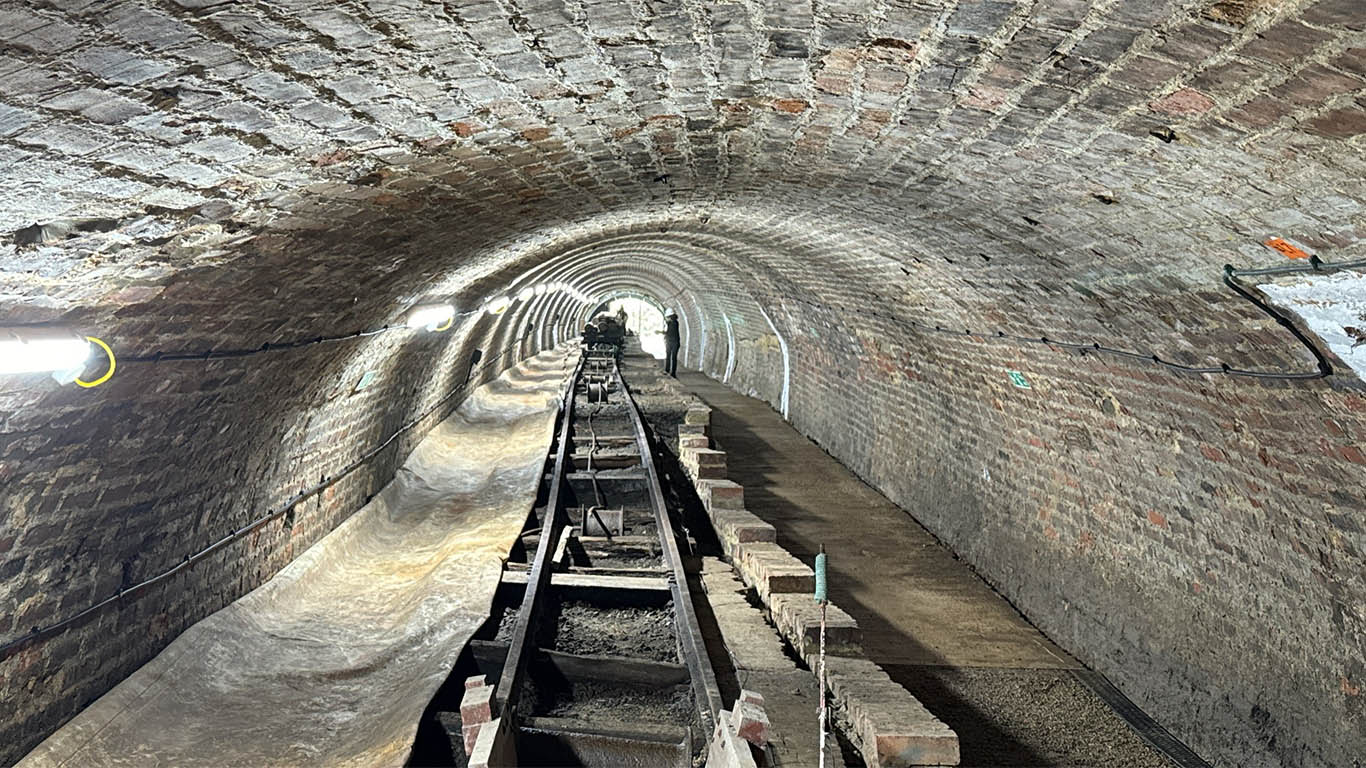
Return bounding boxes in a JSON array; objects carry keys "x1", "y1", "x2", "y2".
[
  {"x1": 1229, "y1": 254, "x2": 1366, "y2": 278},
  {"x1": 1221, "y1": 265, "x2": 1332, "y2": 379},
  {"x1": 119, "y1": 326, "x2": 400, "y2": 364},
  {"x1": 769, "y1": 256, "x2": 1364, "y2": 382},
  {"x1": 0, "y1": 334, "x2": 532, "y2": 662},
  {"x1": 115, "y1": 306, "x2": 494, "y2": 365}
]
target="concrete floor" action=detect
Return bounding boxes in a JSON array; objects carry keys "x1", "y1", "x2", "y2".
[{"x1": 679, "y1": 372, "x2": 1176, "y2": 768}]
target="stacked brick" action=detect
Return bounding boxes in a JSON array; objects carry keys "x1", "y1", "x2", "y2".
[
  {"x1": 707, "y1": 690, "x2": 772, "y2": 768},
  {"x1": 678, "y1": 411, "x2": 959, "y2": 768},
  {"x1": 460, "y1": 675, "x2": 495, "y2": 757}
]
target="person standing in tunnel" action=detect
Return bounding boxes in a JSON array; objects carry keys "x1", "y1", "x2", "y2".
[{"x1": 663, "y1": 309, "x2": 680, "y2": 377}]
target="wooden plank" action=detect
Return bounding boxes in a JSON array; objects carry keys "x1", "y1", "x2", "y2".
[
  {"x1": 470, "y1": 641, "x2": 690, "y2": 687},
  {"x1": 571, "y1": 452, "x2": 641, "y2": 470},
  {"x1": 576, "y1": 535, "x2": 658, "y2": 545},
  {"x1": 520, "y1": 716, "x2": 689, "y2": 745},
  {"x1": 565, "y1": 565, "x2": 667, "y2": 577},
  {"x1": 500, "y1": 569, "x2": 669, "y2": 592},
  {"x1": 564, "y1": 469, "x2": 648, "y2": 482},
  {"x1": 571, "y1": 435, "x2": 637, "y2": 446}
]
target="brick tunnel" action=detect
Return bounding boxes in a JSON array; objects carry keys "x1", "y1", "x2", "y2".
[{"x1": 1, "y1": 1, "x2": 1364, "y2": 767}]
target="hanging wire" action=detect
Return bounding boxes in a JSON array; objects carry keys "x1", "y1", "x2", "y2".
[
  {"x1": 769, "y1": 255, "x2": 1366, "y2": 382},
  {"x1": 118, "y1": 326, "x2": 401, "y2": 364}
]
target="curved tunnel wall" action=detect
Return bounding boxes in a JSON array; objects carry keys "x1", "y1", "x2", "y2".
[
  {"x1": 5, "y1": 196, "x2": 1364, "y2": 768},
  {"x1": 2, "y1": 1, "x2": 1365, "y2": 766},
  {"x1": 495, "y1": 219, "x2": 1366, "y2": 768},
  {"x1": 0, "y1": 291, "x2": 569, "y2": 762}
]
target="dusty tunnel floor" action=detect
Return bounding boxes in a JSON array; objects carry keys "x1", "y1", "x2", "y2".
[{"x1": 678, "y1": 370, "x2": 1182, "y2": 768}]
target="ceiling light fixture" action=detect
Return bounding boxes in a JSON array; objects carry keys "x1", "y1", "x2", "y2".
[
  {"x1": 0, "y1": 327, "x2": 91, "y2": 376},
  {"x1": 406, "y1": 303, "x2": 456, "y2": 331}
]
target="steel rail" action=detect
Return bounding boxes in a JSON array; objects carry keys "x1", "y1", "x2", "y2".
[
  {"x1": 613, "y1": 360, "x2": 726, "y2": 730},
  {"x1": 494, "y1": 354, "x2": 583, "y2": 721},
  {"x1": 483, "y1": 352, "x2": 720, "y2": 764}
]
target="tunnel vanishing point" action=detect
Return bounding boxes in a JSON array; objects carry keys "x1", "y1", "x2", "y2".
[{"x1": 1, "y1": 0, "x2": 1365, "y2": 766}]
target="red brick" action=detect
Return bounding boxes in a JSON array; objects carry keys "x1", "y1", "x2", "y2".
[
  {"x1": 1305, "y1": 107, "x2": 1366, "y2": 138},
  {"x1": 1150, "y1": 88, "x2": 1216, "y2": 116},
  {"x1": 1339, "y1": 445, "x2": 1366, "y2": 465},
  {"x1": 1271, "y1": 65, "x2": 1363, "y2": 106},
  {"x1": 1228, "y1": 96, "x2": 1294, "y2": 128}
]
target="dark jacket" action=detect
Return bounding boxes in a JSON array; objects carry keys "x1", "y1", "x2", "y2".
[{"x1": 664, "y1": 316, "x2": 680, "y2": 347}]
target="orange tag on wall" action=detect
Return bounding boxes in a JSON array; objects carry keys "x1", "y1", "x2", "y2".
[{"x1": 1265, "y1": 237, "x2": 1310, "y2": 260}]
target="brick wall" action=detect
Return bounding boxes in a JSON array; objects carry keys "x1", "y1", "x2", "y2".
[
  {"x1": 4, "y1": 0, "x2": 1366, "y2": 764},
  {"x1": 0, "y1": 288, "x2": 551, "y2": 764},
  {"x1": 721, "y1": 301, "x2": 1366, "y2": 768}
]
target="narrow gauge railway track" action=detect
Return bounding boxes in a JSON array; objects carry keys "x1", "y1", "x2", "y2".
[{"x1": 420, "y1": 344, "x2": 724, "y2": 767}]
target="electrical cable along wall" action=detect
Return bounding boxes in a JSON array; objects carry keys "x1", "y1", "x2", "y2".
[
  {"x1": 0, "y1": 333, "x2": 529, "y2": 663},
  {"x1": 752, "y1": 256, "x2": 1366, "y2": 385},
  {"x1": 0, "y1": 292, "x2": 571, "y2": 764}
]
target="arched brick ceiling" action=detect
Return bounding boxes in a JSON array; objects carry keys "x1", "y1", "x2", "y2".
[
  {"x1": 3, "y1": 2, "x2": 1366, "y2": 766},
  {"x1": 1, "y1": 0, "x2": 1362, "y2": 346}
]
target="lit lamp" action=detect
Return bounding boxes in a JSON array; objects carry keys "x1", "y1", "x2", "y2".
[
  {"x1": 0, "y1": 327, "x2": 91, "y2": 379},
  {"x1": 0, "y1": 327, "x2": 113, "y2": 387},
  {"x1": 486, "y1": 296, "x2": 510, "y2": 315},
  {"x1": 406, "y1": 303, "x2": 456, "y2": 331}
]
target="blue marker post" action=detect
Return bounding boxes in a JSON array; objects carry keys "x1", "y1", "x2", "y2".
[{"x1": 815, "y1": 544, "x2": 828, "y2": 768}]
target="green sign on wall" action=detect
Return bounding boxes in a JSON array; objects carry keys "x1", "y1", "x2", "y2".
[{"x1": 1007, "y1": 370, "x2": 1031, "y2": 389}]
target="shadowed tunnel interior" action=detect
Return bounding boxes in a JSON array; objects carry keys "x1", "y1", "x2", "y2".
[{"x1": 0, "y1": 0, "x2": 1364, "y2": 766}]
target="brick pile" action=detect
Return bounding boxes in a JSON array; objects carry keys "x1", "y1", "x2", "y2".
[{"x1": 680, "y1": 411, "x2": 959, "y2": 768}]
